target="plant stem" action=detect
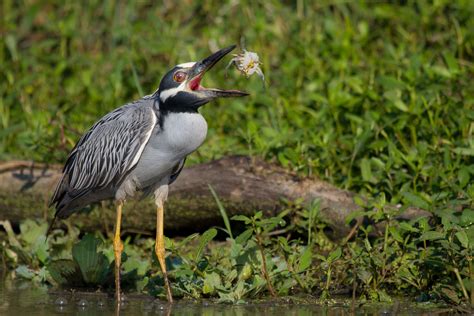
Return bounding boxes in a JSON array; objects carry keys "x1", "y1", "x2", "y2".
[
  {"x1": 380, "y1": 218, "x2": 390, "y2": 282},
  {"x1": 469, "y1": 258, "x2": 473, "y2": 306},
  {"x1": 326, "y1": 266, "x2": 332, "y2": 293},
  {"x1": 281, "y1": 251, "x2": 306, "y2": 292},
  {"x1": 351, "y1": 275, "x2": 357, "y2": 313},
  {"x1": 308, "y1": 208, "x2": 312, "y2": 246},
  {"x1": 255, "y1": 232, "x2": 277, "y2": 297},
  {"x1": 453, "y1": 267, "x2": 469, "y2": 303}
]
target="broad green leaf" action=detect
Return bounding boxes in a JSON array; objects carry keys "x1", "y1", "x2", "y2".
[
  {"x1": 377, "y1": 76, "x2": 406, "y2": 90},
  {"x1": 392, "y1": 99, "x2": 409, "y2": 112},
  {"x1": 389, "y1": 227, "x2": 404, "y2": 243},
  {"x1": 203, "y1": 271, "x2": 221, "y2": 294},
  {"x1": 466, "y1": 227, "x2": 474, "y2": 247},
  {"x1": 453, "y1": 147, "x2": 474, "y2": 156},
  {"x1": 48, "y1": 259, "x2": 83, "y2": 286},
  {"x1": 19, "y1": 219, "x2": 47, "y2": 245},
  {"x1": 360, "y1": 158, "x2": 373, "y2": 182},
  {"x1": 455, "y1": 230, "x2": 469, "y2": 249},
  {"x1": 430, "y1": 65, "x2": 452, "y2": 78},
  {"x1": 440, "y1": 286, "x2": 461, "y2": 304},
  {"x1": 443, "y1": 52, "x2": 459, "y2": 74},
  {"x1": 232, "y1": 215, "x2": 251, "y2": 224},
  {"x1": 32, "y1": 235, "x2": 49, "y2": 265},
  {"x1": 327, "y1": 247, "x2": 342, "y2": 264},
  {"x1": 399, "y1": 222, "x2": 419, "y2": 233},
  {"x1": 239, "y1": 263, "x2": 253, "y2": 282},
  {"x1": 195, "y1": 228, "x2": 217, "y2": 261},
  {"x1": 72, "y1": 234, "x2": 110, "y2": 285},
  {"x1": 402, "y1": 192, "x2": 430, "y2": 210},
  {"x1": 377, "y1": 289, "x2": 392, "y2": 302},
  {"x1": 419, "y1": 231, "x2": 445, "y2": 241},
  {"x1": 458, "y1": 167, "x2": 470, "y2": 188},
  {"x1": 235, "y1": 229, "x2": 253, "y2": 245},
  {"x1": 460, "y1": 210, "x2": 474, "y2": 226},
  {"x1": 298, "y1": 247, "x2": 312, "y2": 272}
]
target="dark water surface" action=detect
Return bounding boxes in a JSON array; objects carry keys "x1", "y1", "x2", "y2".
[{"x1": 0, "y1": 279, "x2": 457, "y2": 316}]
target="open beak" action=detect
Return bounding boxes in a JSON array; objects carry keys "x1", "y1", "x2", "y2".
[{"x1": 187, "y1": 45, "x2": 249, "y2": 99}]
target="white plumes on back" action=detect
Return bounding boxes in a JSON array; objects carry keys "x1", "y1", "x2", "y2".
[
  {"x1": 128, "y1": 107, "x2": 157, "y2": 170},
  {"x1": 159, "y1": 81, "x2": 186, "y2": 102},
  {"x1": 176, "y1": 62, "x2": 196, "y2": 68}
]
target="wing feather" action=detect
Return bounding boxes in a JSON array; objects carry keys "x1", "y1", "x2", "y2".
[{"x1": 50, "y1": 100, "x2": 158, "y2": 212}]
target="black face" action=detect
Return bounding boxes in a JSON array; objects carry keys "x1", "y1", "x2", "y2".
[{"x1": 157, "y1": 45, "x2": 249, "y2": 113}]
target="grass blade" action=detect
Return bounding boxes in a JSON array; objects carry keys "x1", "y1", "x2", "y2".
[{"x1": 208, "y1": 184, "x2": 233, "y2": 239}]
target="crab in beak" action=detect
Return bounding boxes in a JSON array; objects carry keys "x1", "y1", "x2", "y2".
[{"x1": 187, "y1": 45, "x2": 249, "y2": 100}]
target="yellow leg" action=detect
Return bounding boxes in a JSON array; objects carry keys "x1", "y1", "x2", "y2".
[
  {"x1": 155, "y1": 204, "x2": 173, "y2": 302},
  {"x1": 113, "y1": 201, "x2": 124, "y2": 302}
]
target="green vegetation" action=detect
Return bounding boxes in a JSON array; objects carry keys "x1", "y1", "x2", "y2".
[
  {"x1": 1, "y1": 0, "x2": 473, "y2": 310},
  {"x1": 1, "y1": 202, "x2": 473, "y2": 309}
]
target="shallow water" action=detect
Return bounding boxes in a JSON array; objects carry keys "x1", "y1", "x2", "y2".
[{"x1": 0, "y1": 279, "x2": 456, "y2": 316}]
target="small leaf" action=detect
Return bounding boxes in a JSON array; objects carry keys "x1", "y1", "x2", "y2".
[
  {"x1": 399, "y1": 222, "x2": 419, "y2": 233},
  {"x1": 443, "y1": 52, "x2": 459, "y2": 74},
  {"x1": 402, "y1": 192, "x2": 430, "y2": 210},
  {"x1": 458, "y1": 167, "x2": 470, "y2": 188},
  {"x1": 32, "y1": 236, "x2": 49, "y2": 265},
  {"x1": 377, "y1": 76, "x2": 406, "y2": 90},
  {"x1": 48, "y1": 259, "x2": 83, "y2": 286},
  {"x1": 238, "y1": 263, "x2": 253, "y2": 281},
  {"x1": 389, "y1": 227, "x2": 404, "y2": 243},
  {"x1": 431, "y1": 65, "x2": 452, "y2": 78},
  {"x1": 455, "y1": 230, "x2": 469, "y2": 249},
  {"x1": 392, "y1": 99, "x2": 409, "y2": 112},
  {"x1": 440, "y1": 286, "x2": 461, "y2": 304},
  {"x1": 327, "y1": 247, "x2": 342, "y2": 264},
  {"x1": 19, "y1": 219, "x2": 47, "y2": 245},
  {"x1": 195, "y1": 228, "x2": 217, "y2": 261},
  {"x1": 298, "y1": 247, "x2": 312, "y2": 272},
  {"x1": 232, "y1": 215, "x2": 251, "y2": 224},
  {"x1": 419, "y1": 231, "x2": 445, "y2": 241},
  {"x1": 235, "y1": 229, "x2": 253, "y2": 245},
  {"x1": 377, "y1": 289, "x2": 392, "y2": 302},
  {"x1": 16, "y1": 265, "x2": 35, "y2": 279},
  {"x1": 460, "y1": 210, "x2": 474, "y2": 226},
  {"x1": 203, "y1": 271, "x2": 221, "y2": 294},
  {"x1": 360, "y1": 158, "x2": 373, "y2": 182}
]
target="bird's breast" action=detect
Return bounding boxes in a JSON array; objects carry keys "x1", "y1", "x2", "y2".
[
  {"x1": 159, "y1": 112, "x2": 208, "y2": 155},
  {"x1": 127, "y1": 112, "x2": 207, "y2": 190}
]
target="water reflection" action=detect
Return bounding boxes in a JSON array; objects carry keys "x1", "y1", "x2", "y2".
[{"x1": 0, "y1": 279, "x2": 457, "y2": 316}]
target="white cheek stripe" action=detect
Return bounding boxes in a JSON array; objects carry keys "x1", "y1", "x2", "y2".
[
  {"x1": 176, "y1": 62, "x2": 196, "y2": 68},
  {"x1": 160, "y1": 81, "x2": 186, "y2": 102}
]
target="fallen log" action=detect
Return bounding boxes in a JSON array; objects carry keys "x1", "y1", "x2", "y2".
[{"x1": 0, "y1": 156, "x2": 430, "y2": 238}]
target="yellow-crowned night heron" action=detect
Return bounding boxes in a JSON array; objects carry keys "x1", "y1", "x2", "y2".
[{"x1": 49, "y1": 45, "x2": 248, "y2": 303}]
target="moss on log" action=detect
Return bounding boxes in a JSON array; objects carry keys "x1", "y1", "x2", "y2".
[{"x1": 0, "y1": 156, "x2": 430, "y2": 238}]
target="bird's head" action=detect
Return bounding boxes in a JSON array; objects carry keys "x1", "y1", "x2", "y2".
[{"x1": 157, "y1": 45, "x2": 248, "y2": 113}]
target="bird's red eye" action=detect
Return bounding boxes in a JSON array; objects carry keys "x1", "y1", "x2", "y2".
[{"x1": 173, "y1": 71, "x2": 186, "y2": 83}]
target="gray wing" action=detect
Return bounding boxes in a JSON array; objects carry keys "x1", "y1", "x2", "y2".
[
  {"x1": 169, "y1": 157, "x2": 186, "y2": 185},
  {"x1": 50, "y1": 99, "x2": 158, "y2": 217}
]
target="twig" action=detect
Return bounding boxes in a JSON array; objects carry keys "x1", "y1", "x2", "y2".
[
  {"x1": 453, "y1": 267, "x2": 470, "y2": 303},
  {"x1": 255, "y1": 233, "x2": 277, "y2": 297},
  {"x1": 343, "y1": 219, "x2": 361, "y2": 244}
]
